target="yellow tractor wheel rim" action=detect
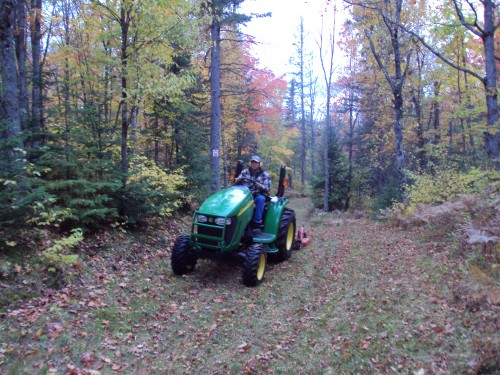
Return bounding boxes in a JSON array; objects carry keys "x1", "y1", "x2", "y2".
[
  {"x1": 257, "y1": 253, "x2": 266, "y2": 280},
  {"x1": 286, "y1": 223, "x2": 295, "y2": 250}
]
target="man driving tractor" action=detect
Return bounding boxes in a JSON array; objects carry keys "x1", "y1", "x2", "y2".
[
  {"x1": 234, "y1": 155, "x2": 271, "y2": 234},
  {"x1": 172, "y1": 158, "x2": 296, "y2": 287}
]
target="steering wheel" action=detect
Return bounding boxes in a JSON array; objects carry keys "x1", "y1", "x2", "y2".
[{"x1": 234, "y1": 177, "x2": 256, "y2": 187}]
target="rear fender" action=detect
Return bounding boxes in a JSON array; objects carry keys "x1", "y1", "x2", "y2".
[{"x1": 263, "y1": 197, "x2": 288, "y2": 236}]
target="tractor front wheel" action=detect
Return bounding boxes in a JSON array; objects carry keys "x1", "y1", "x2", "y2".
[
  {"x1": 275, "y1": 208, "x2": 296, "y2": 262},
  {"x1": 171, "y1": 235, "x2": 197, "y2": 275},
  {"x1": 242, "y1": 243, "x2": 267, "y2": 287}
]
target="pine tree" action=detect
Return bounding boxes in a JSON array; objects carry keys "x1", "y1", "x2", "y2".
[{"x1": 313, "y1": 124, "x2": 349, "y2": 211}]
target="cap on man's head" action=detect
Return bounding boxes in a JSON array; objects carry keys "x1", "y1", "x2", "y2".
[{"x1": 250, "y1": 155, "x2": 261, "y2": 163}]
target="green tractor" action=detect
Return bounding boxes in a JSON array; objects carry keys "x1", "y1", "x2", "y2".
[{"x1": 171, "y1": 161, "x2": 296, "y2": 286}]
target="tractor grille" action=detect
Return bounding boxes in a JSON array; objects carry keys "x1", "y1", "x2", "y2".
[
  {"x1": 193, "y1": 216, "x2": 236, "y2": 248},
  {"x1": 197, "y1": 225, "x2": 222, "y2": 246}
]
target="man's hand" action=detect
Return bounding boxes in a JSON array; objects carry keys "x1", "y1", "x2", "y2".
[{"x1": 254, "y1": 182, "x2": 264, "y2": 190}]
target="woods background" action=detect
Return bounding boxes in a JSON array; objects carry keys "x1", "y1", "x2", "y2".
[
  {"x1": 1, "y1": 2, "x2": 498, "y2": 372},
  {"x1": 0, "y1": 0, "x2": 498, "y2": 234}
]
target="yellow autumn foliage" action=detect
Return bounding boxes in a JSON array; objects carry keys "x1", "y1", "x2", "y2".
[
  {"x1": 128, "y1": 156, "x2": 187, "y2": 217},
  {"x1": 406, "y1": 168, "x2": 499, "y2": 209}
]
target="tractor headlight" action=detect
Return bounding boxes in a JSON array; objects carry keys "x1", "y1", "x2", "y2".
[
  {"x1": 196, "y1": 214, "x2": 208, "y2": 223},
  {"x1": 214, "y1": 217, "x2": 232, "y2": 226}
]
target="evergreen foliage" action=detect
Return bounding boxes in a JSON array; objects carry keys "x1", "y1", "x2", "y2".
[
  {"x1": 34, "y1": 104, "x2": 121, "y2": 229},
  {"x1": 312, "y1": 127, "x2": 349, "y2": 210},
  {"x1": 371, "y1": 174, "x2": 403, "y2": 213},
  {"x1": 0, "y1": 127, "x2": 54, "y2": 230}
]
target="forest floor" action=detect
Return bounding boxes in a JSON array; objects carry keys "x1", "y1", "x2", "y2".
[{"x1": 0, "y1": 196, "x2": 499, "y2": 374}]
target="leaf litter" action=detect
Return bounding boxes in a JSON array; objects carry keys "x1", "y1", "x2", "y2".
[{"x1": 0, "y1": 200, "x2": 498, "y2": 374}]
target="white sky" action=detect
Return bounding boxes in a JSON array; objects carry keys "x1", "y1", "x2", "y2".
[{"x1": 240, "y1": 0, "x2": 339, "y2": 79}]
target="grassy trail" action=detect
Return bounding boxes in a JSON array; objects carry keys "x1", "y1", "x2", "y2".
[{"x1": 0, "y1": 197, "x2": 497, "y2": 374}]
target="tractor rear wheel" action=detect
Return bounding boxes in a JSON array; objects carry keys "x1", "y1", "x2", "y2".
[
  {"x1": 275, "y1": 208, "x2": 296, "y2": 262},
  {"x1": 171, "y1": 235, "x2": 197, "y2": 275},
  {"x1": 242, "y1": 243, "x2": 267, "y2": 287}
]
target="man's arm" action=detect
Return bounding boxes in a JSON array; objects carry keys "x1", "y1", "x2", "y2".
[
  {"x1": 256, "y1": 172, "x2": 271, "y2": 194},
  {"x1": 234, "y1": 169, "x2": 249, "y2": 183}
]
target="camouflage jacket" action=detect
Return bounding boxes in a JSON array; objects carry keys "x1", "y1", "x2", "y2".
[{"x1": 239, "y1": 167, "x2": 271, "y2": 196}]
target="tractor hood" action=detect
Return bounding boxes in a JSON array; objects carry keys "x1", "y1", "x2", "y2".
[{"x1": 198, "y1": 186, "x2": 254, "y2": 217}]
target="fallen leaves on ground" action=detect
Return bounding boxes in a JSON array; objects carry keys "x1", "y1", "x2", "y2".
[{"x1": 0, "y1": 203, "x2": 498, "y2": 374}]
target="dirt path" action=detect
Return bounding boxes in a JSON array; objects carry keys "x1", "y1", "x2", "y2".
[
  {"x1": 1, "y1": 198, "x2": 497, "y2": 374},
  {"x1": 288, "y1": 196, "x2": 315, "y2": 226}
]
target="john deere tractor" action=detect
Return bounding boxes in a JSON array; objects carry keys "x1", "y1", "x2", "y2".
[{"x1": 171, "y1": 161, "x2": 296, "y2": 286}]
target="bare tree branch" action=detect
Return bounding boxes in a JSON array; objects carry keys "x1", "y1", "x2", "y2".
[
  {"x1": 453, "y1": 0, "x2": 484, "y2": 37},
  {"x1": 383, "y1": 17, "x2": 486, "y2": 84}
]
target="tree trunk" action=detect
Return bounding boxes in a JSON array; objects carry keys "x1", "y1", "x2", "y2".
[
  {"x1": 482, "y1": 0, "x2": 499, "y2": 168},
  {"x1": 448, "y1": 119, "x2": 454, "y2": 156},
  {"x1": 15, "y1": 0, "x2": 29, "y2": 134},
  {"x1": 299, "y1": 19, "x2": 306, "y2": 188},
  {"x1": 412, "y1": 91, "x2": 426, "y2": 172},
  {"x1": 103, "y1": 41, "x2": 111, "y2": 125},
  {"x1": 210, "y1": 15, "x2": 222, "y2": 192},
  {"x1": 308, "y1": 72, "x2": 316, "y2": 180},
  {"x1": 130, "y1": 104, "x2": 138, "y2": 155},
  {"x1": 30, "y1": 0, "x2": 42, "y2": 149},
  {"x1": 365, "y1": 0, "x2": 409, "y2": 201},
  {"x1": 393, "y1": 92, "x2": 406, "y2": 198},
  {"x1": 0, "y1": 0, "x2": 23, "y2": 173},
  {"x1": 62, "y1": 0, "x2": 71, "y2": 175},
  {"x1": 323, "y1": 113, "x2": 330, "y2": 212},
  {"x1": 432, "y1": 81, "x2": 441, "y2": 146},
  {"x1": 318, "y1": 15, "x2": 336, "y2": 212},
  {"x1": 119, "y1": 4, "x2": 130, "y2": 216},
  {"x1": 462, "y1": 70, "x2": 477, "y2": 165},
  {"x1": 153, "y1": 113, "x2": 159, "y2": 165},
  {"x1": 222, "y1": 136, "x2": 228, "y2": 188},
  {"x1": 345, "y1": 91, "x2": 356, "y2": 210}
]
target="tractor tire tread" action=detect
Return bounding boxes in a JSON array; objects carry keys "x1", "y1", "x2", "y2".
[
  {"x1": 171, "y1": 234, "x2": 197, "y2": 275},
  {"x1": 275, "y1": 208, "x2": 296, "y2": 262},
  {"x1": 242, "y1": 243, "x2": 266, "y2": 287}
]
